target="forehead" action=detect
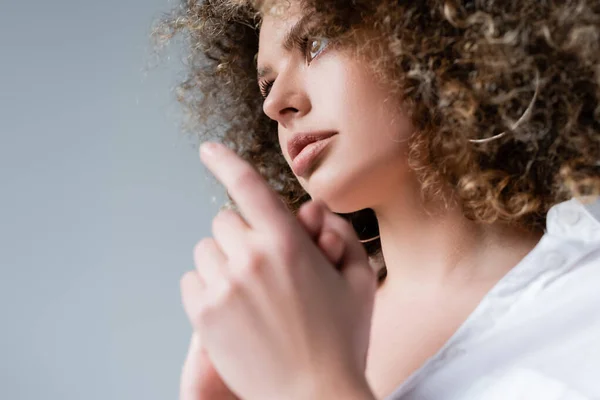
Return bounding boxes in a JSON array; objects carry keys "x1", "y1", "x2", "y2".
[
  {"x1": 259, "y1": 0, "x2": 305, "y2": 30},
  {"x1": 258, "y1": 13, "x2": 298, "y2": 47},
  {"x1": 256, "y1": 2, "x2": 306, "y2": 66}
]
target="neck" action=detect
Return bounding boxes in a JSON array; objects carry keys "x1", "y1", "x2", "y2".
[{"x1": 370, "y1": 174, "x2": 543, "y2": 292}]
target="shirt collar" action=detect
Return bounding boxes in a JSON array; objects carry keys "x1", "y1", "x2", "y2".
[{"x1": 546, "y1": 196, "x2": 600, "y2": 242}]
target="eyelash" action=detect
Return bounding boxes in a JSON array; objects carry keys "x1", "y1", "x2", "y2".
[{"x1": 259, "y1": 36, "x2": 329, "y2": 99}]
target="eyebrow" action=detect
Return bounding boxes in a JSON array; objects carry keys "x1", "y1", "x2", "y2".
[{"x1": 256, "y1": 14, "x2": 312, "y2": 80}]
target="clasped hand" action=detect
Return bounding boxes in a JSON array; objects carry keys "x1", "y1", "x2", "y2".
[{"x1": 180, "y1": 142, "x2": 377, "y2": 400}]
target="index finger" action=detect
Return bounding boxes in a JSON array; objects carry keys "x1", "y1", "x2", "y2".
[{"x1": 200, "y1": 142, "x2": 295, "y2": 232}]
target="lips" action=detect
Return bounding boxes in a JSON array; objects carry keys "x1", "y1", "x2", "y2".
[
  {"x1": 287, "y1": 131, "x2": 337, "y2": 176},
  {"x1": 287, "y1": 131, "x2": 337, "y2": 162}
]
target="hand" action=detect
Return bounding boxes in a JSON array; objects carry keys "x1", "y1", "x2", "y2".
[
  {"x1": 179, "y1": 332, "x2": 239, "y2": 400},
  {"x1": 180, "y1": 142, "x2": 377, "y2": 400},
  {"x1": 179, "y1": 201, "x2": 349, "y2": 400}
]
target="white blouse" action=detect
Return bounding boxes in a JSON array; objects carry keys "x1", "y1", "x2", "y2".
[{"x1": 385, "y1": 197, "x2": 600, "y2": 400}]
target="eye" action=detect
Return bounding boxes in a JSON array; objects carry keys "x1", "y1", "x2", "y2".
[
  {"x1": 305, "y1": 37, "x2": 330, "y2": 63},
  {"x1": 258, "y1": 36, "x2": 331, "y2": 100},
  {"x1": 259, "y1": 79, "x2": 274, "y2": 99}
]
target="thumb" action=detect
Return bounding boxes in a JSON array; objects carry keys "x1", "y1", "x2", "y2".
[
  {"x1": 180, "y1": 332, "x2": 204, "y2": 400},
  {"x1": 180, "y1": 332, "x2": 238, "y2": 400}
]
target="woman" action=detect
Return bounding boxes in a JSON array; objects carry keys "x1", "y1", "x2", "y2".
[{"x1": 155, "y1": 0, "x2": 600, "y2": 399}]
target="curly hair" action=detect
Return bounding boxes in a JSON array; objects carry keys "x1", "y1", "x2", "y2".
[{"x1": 153, "y1": 0, "x2": 600, "y2": 284}]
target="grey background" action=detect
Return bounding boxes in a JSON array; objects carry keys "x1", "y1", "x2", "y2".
[
  {"x1": 3, "y1": 1, "x2": 600, "y2": 400},
  {"x1": 0, "y1": 1, "x2": 226, "y2": 399}
]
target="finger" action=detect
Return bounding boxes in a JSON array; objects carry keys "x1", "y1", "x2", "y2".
[
  {"x1": 212, "y1": 209, "x2": 250, "y2": 260},
  {"x1": 180, "y1": 333, "x2": 239, "y2": 400},
  {"x1": 180, "y1": 270, "x2": 206, "y2": 332},
  {"x1": 320, "y1": 212, "x2": 367, "y2": 264},
  {"x1": 180, "y1": 332, "x2": 204, "y2": 400},
  {"x1": 296, "y1": 200, "x2": 326, "y2": 240},
  {"x1": 199, "y1": 142, "x2": 295, "y2": 233},
  {"x1": 317, "y1": 230, "x2": 345, "y2": 267},
  {"x1": 296, "y1": 200, "x2": 345, "y2": 265},
  {"x1": 193, "y1": 238, "x2": 229, "y2": 295},
  {"x1": 320, "y1": 212, "x2": 375, "y2": 286}
]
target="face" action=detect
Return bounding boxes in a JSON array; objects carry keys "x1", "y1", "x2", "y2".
[{"x1": 257, "y1": 3, "x2": 414, "y2": 213}]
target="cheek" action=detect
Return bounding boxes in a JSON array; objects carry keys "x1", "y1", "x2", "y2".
[
  {"x1": 310, "y1": 61, "x2": 359, "y2": 114},
  {"x1": 315, "y1": 63, "x2": 410, "y2": 149},
  {"x1": 313, "y1": 57, "x2": 392, "y2": 122}
]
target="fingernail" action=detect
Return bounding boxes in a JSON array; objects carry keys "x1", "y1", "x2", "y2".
[{"x1": 200, "y1": 142, "x2": 220, "y2": 158}]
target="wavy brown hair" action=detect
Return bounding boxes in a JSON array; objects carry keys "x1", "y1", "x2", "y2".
[{"x1": 153, "y1": 0, "x2": 600, "y2": 283}]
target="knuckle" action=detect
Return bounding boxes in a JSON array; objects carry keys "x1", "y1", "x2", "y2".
[
  {"x1": 223, "y1": 279, "x2": 243, "y2": 298},
  {"x1": 232, "y1": 168, "x2": 261, "y2": 194},
  {"x1": 212, "y1": 209, "x2": 236, "y2": 231},
  {"x1": 212, "y1": 281, "x2": 242, "y2": 309},
  {"x1": 239, "y1": 249, "x2": 266, "y2": 276},
  {"x1": 193, "y1": 281, "x2": 240, "y2": 325},
  {"x1": 193, "y1": 237, "x2": 213, "y2": 256},
  {"x1": 193, "y1": 238, "x2": 216, "y2": 264},
  {"x1": 179, "y1": 270, "x2": 197, "y2": 291}
]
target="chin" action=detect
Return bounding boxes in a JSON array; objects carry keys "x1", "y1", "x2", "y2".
[{"x1": 299, "y1": 167, "x2": 372, "y2": 214}]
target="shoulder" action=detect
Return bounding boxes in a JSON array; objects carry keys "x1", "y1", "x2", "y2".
[
  {"x1": 397, "y1": 199, "x2": 600, "y2": 400},
  {"x1": 546, "y1": 196, "x2": 600, "y2": 244},
  {"x1": 539, "y1": 197, "x2": 600, "y2": 281}
]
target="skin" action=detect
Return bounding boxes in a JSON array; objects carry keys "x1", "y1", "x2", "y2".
[
  {"x1": 180, "y1": 2, "x2": 545, "y2": 399},
  {"x1": 179, "y1": 197, "x2": 354, "y2": 400},
  {"x1": 257, "y1": 5, "x2": 543, "y2": 397},
  {"x1": 181, "y1": 143, "x2": 377, "y2": 400},
  {"x1": 261, "y1": 6, "x2": 412, "y2": 214}
]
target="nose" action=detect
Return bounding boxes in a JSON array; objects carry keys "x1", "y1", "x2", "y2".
[{"x1": 262, "y1": 68, "x2": 311, "y2": 128}]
